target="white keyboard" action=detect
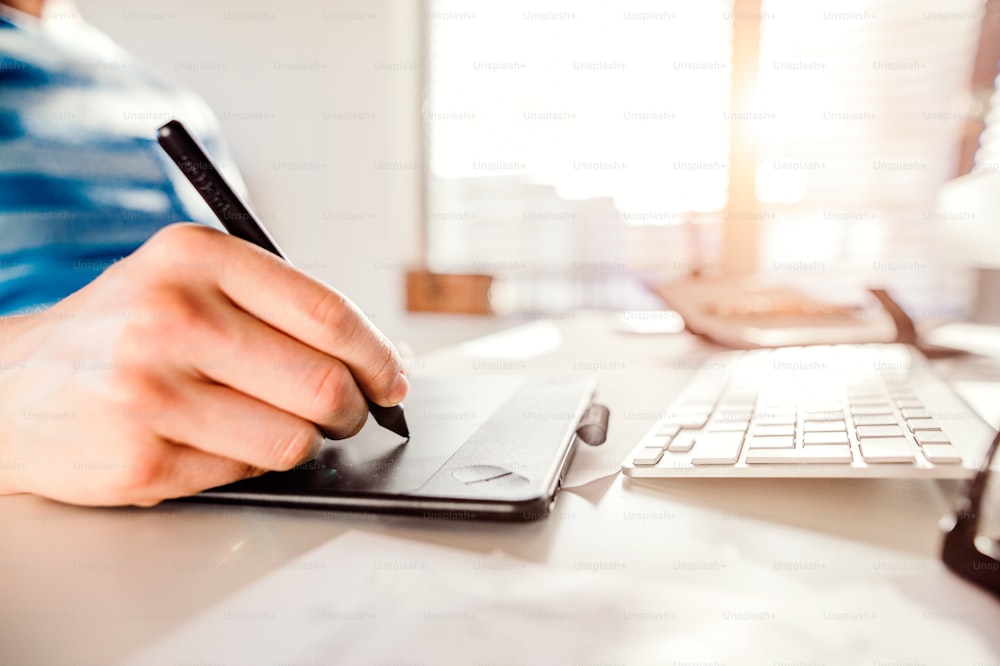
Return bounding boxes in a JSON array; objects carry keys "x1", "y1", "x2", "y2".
[{"x1": 622, "y1": 344, "x2": 995, "y2": 479}]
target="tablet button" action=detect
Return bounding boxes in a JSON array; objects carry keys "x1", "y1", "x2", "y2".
[
  {"x1": 451, "y1": 465, "x2": 512, "y2": 483},
  {"x1": 483, "y1": 471, "x2": 530, "y2": 489},
  {"x1": 451, "y1": 465, "x2": 530, "y2": 487}
]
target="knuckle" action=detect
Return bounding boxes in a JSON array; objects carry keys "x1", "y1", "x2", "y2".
[
  {"x1": 304, "y1": 361, "x2": 349, "y2": 420},
  {"x1": 107, "y1": 367, "x2": 178, "y2": 420},
  {"x1": 307, "y1": 289, "x2": 359, "y2": 344},
  {"x1": 108, "y1": 446, "x2": 165, "y2": 498},
  {"x1": 146, "y1": 288, "x2": 208, "y2": 331},
  {"x1": 136, "y1": 224, "x2": 225, "y2": 277},
  {"x1": 371, "y1": 342, "x2": 400, "y2": 391},
  {"x1": 147, "y1": 223, "x2": 220, "y2": 258},
  {"x1": 271, "y1": 427, "x2": 319, "y2": 471},
  {"x1": 113, "y1": 324, "x2": 153, "y2": 366},
  {"x1": 117, "y1": 288, "x2": 219, "y2": 358},
  {"x1": 301, "y1": 363, "x2": 367, "y2": 438}
]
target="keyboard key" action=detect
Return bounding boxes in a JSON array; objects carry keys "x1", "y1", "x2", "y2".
[
  {"x1": 801, "y1": 403, "x2": 842, "y2": 414},
  {"x1": 666, "y1": 413, "x2": 711, "y2": 429},
  {"x1": 673, "y1": 402, "x2": 716, "y2": 415},
  {"x1": 895, "y1": 398, "x2": 924, "y2": 409},
  {"x1": 859, "y1": 437, "x2": 915, "y2": 463},
  {"x1": 632, "y1": 447, "x2": 664, "y2": 465},
  {"x1": 906, "y1": 418, "x2": 940, "y2": 431},
  {"x1": 856, "y1": 425, "x2": 904, "y2": 438},
  {"x1": 850, "y1": 406, "x2": 894, "y2": 416},
  {"x1": 921, "y1": 444, "x2": 963, "y2": 464},
  {"x1": 686, "y1": 390, "x2": 725, "y2": 404},
  {"x1": 754, "y1": 414, "x2": 796, "y2": 426},
  {"x1": 714, "y1": 409, "x2": 753, "y2": 422},
  {"x1": 914, "y1": 430, "x2": 951, "y2": 446},
  {"x1": 644, "y1": 434, "x2": 674, "y2": 451},
  {"x1": 847, "y1": 393, "x2": 885, "y2": 403},
  {"x1": 718, "y1": 398, "x2": 753, "y2": 408},
  {"x1": 803, "y1": 431, "x2": 849, "y2": 445},
  {"x1": 803, "y1": 411, "x2": 844, "y2": 422},
  {"x1": 849, "y1": 385, "x2": 887, "y2": 393},
  {"x1": 690, "y1": 432, "x2": 745, "y2": 465},
  {"x1": 675, "y1": 401, "x2": 715, "y2": 412},
  {"x1": 656, "y1": 424, "x2": 681, "y2": 437},
  {"x1": 667, "y1": 431, "x2": 696, "y2": 452},
  {"x1": 752, "y1": 424, "x2": 795, "y2": 437},
  {"x1": 745, "y1": 446, "x2": 852, "y2": 464},
  {"x1": 756, "y1": 405, "x2": 795, "y2": 415},
  {"x1": 708, "y1": 421, "x2": 750, "y2": 432},
  {"x1": 803, "y1": 420, "x2": 846, "y2": 433},
  {"x1": 748, "y1": 436, "x2": 795, "y2": 449},
  {"x1": 852, "y1": 413, "x2": 898, "y2": 426},
  {"x1": 901, "y1": 408, "x2": 930, "y2": 420},
  {"x1": 850, "y1": 394, "x2": 891, "y2": 403}
]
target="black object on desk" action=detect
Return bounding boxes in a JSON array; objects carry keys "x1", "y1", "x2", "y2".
[{"x1": 194, "y1": 375, "x2": 600, "y2": 521}]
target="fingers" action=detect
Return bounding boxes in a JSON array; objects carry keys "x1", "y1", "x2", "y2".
[
  {"x1": 219, "y1": 265, "x2": 407, "y2": 407},
  {"x1": 176, "y1": 298, "x2": 370, "y2": 438},
  {"x1": 123, "y1": 442, "x2": 272, "y2": 507},
  {"x1": 141, "y1": 224, "x2": 407, "y2": 407},
  {"x1": 51, "y1": 433, "x2": 274, "y2": 508},
  {"x1": 150, "y1": 377, "x2": 329, "y2": 471}
]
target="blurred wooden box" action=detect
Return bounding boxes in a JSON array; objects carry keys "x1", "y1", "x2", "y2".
[{"x1": 405, "y1": 270, "x2": 493, "y2": 315}]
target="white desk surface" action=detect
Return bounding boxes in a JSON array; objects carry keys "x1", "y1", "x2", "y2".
[{"x1": 2, "y1": 312, "x2": 999, "y2": 665}]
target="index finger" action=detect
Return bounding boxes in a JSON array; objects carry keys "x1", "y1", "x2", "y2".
[{"x1": 173, "y1": 226, "x2": 408, "y2": 407}]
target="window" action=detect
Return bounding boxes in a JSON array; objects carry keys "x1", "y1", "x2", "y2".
[
  {"x1": 752, "y1": 0, "x2": 982, "y2": 319},
  {"x1": 425, "y1": 0, "x2": 733, "y2": 312},
  {"x1": 424, "y1": 0, "x2": 983, "y2": 316}
]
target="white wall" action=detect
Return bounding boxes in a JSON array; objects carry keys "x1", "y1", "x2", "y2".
[{"x1": 75, "y1": 0, "x2": 423, "y2": 337}]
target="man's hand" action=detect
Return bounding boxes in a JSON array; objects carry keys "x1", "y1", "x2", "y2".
[{"x1": 0, "y1": 224, "x2": 408, "y2": 506}]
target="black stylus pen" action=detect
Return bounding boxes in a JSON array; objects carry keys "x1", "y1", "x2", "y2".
[{"x1": 156, "y1": 119, "x2": 409, "y2": 439}]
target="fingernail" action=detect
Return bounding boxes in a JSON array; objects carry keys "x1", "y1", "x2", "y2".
[{"x1": 387, "y1": 371, "x2": 409, "y2": 405}]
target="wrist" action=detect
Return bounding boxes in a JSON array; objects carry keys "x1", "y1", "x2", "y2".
[{"x1": 0, "y1": 313, "x2": 34, "y2": 496}]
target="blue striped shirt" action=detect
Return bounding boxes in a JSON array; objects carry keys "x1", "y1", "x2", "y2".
[{"x1": 0, "y1": 7, "x2": 242, "y2": 315}]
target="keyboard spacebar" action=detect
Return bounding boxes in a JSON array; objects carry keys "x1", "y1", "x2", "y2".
[
  {"x1": 690, "y1": 432, "x2": 745, "y2": 465},
  {"x1": 745, "y1": 446, "x2": 852, "y2": 464}
]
